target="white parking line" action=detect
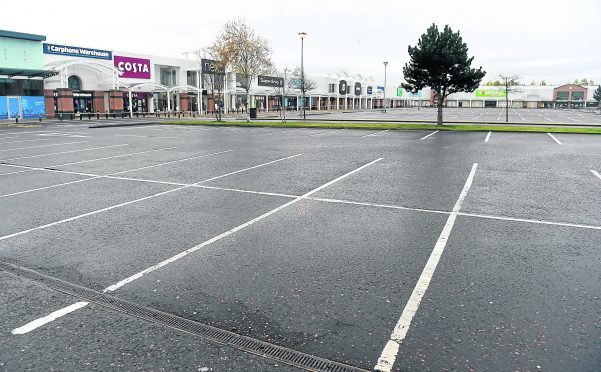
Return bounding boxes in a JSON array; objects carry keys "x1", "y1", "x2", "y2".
[
  {"x1": 54, "y1": 147, "x2": 176, "y2": 167},
  {"x1": 547, "y1": 133, "x2": 562, "y2": 145},
  {"x1": 362, "y1": 129, "x2": 390, "y2": 138},
  {"x1": 11, "y1": 302, "x2": 89, "y2": 335},
  {"x1": 484, "y1": 131, "x2": 491, "y2": 142},
  {"x1": 11, "y1": 158, "x2": 382, "y2": 334},
  {"x1": 0, "y1": 154, "x2": 302, "y2": 243},
  {"x1": 419, "y1": 130, "x2": 439, "y2": 140},
  {"x1": 308, "y1": 130, "x2": 338, "y2": 137},
  {"x1": 111, "y1": 149, "x2": 234, "y2": 175},
  {"x1": 0, "y1": 138, "x2": 50, "y2": 145},
  {"x1": 591, "y1": 170, "x2": 601, "y2": 180},
  {"x1": 0, "y1": 141, "x2": 87, "y2": 152},
  {"x1": 374, "y1": 163, "x2": 478, "y2": 372},
  {"x1": 0, "y1": 144, "x2": 128, "y2": 163}
]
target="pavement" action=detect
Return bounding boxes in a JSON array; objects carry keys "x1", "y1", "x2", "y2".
[
  {"x1": 0, "y1": 122, "x2": 599, "y2": 371},
  {"x1": 2, "y1": 107, "x2": 601, "y2": 128}
]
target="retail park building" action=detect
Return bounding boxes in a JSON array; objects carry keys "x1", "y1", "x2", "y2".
[{"x1": 0, "y1": 29, "x2": 598, "y2": 119}]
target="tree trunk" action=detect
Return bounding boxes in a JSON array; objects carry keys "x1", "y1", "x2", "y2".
[
  {"x1": 247, "y1": 91, "x2": 251, "y2": 122},
  {"x1": 437, "y1": 95, "x2": 444, "y2": 126}
]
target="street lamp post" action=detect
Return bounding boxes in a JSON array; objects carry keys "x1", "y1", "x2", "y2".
[
  {"x1": 298, "y1": 32, "x2": 307, "y2": 119},
  {"x1": 383, "y1": 61, "x2": 388, "y2": 113}
]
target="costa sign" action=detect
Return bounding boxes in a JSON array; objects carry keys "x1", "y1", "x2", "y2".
[{"x1": 114, "y1": 55, "x2": 151, "y2": 79}]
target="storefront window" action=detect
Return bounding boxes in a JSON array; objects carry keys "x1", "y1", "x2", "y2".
[
  {"x1": 68, "y1": 75, "x2": 82, "y2": 90},
  {"x1": 0, "y1": 79, "x2": 20, "y2": 95},
  {"x1": 160, "y1": 67, "x2": 177, "y2": 87},
  {"x1": 556, "y1": 92, "x2": 568, "y2": 101},
  {"x1": 187, "y1": 71, "x2": 198, "y2": 87},
  {"x1": 21, "y1": 80, "x2": 43, "y2": 96}
]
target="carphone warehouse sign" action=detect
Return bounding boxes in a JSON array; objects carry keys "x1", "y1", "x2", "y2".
[{"x1": 43, "y1": 43, "x2": 112, "y2": 60}]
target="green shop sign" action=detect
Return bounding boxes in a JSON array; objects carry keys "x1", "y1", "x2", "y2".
[
  {"x1": 396, "y1": 87, "x2": 404, "y2": 97},
  {"x1": 475, "y1": 89, "x2": 506, "y2": 97}
]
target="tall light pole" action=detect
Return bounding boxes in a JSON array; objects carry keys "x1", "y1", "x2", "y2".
[
  {"x1": 383, "y1": 61, "x2": 388, "y2": 113},
  {"x1": 298, "y1": 32, "x2": 307, "y2": 119}
]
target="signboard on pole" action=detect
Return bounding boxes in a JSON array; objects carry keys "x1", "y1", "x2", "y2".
[
  {"x1": 339, "y1": 80, "x2": 347, "y2": 95},
  {"x1": 354, "y1": 82, "x2": 361, "y2": 96},
  {"x1": 367, "y1": 86, "x2": 373, "y2": 95},
  {"x1": 201, "y1": 59, "x2": 225, "y2": 74},
  {"x1": 258, "y1": 75, "x2": 284, "y2": 88}
]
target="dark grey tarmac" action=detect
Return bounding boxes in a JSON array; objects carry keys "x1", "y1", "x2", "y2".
[{"x1": 0, "y1": 122, "x2": 599, "y2": 371}]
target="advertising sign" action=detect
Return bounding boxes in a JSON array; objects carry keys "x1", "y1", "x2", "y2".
[
  {"x1": 114, "y1": 55, "x2": 151, "y2": 79},
  {"x1": 367, "y1": 86, "x2": 373, "y2": 95},
  {"x1": 201, "y1": 59, "x2": 225, "y2": 74},
  {"x1": 396, "y1": 87, "x2": 404, "y2": 97},
  {"x1": 43, "y1": 43, "x2": 112, "y2": 60},
  {"x1": 354, "y1": 82, "x2": 361, "y2": 96},
  {"x1": 475, "y1": 88, "x2": 506, "y2": 97},
  {"x1": 20, "y1": 96, "x2": 45, "y2": 118},
  {"x1": 339, "y1": 80, "x2": 347, "y2": 95},
  {"x1": 258, "y1": 75, "x2": 284, "y2": 88}
]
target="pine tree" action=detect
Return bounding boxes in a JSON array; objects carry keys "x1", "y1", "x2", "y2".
[
  {"x1": 593, "y1": 86, "x2": 601, "y2": 106},
  {"x1": 402, "y1": 24, "x2": 485, "y2": 125}
]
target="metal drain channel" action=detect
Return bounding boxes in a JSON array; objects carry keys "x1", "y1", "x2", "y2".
[{"x1": 0, "y1": 261, "x2": 369, "y2": 372}]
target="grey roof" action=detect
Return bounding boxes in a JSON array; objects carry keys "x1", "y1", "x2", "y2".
[{"x1": 0, "y1": 29, "x2": 46, "y2": 42}]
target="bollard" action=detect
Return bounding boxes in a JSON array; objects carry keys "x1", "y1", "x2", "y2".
[
  {"x1": 38, "y1": 113, "x2": 42, "y2": 122},
  {"x1": 80, "y1": 114, "x2": 83, "y2": 121},
  {"x1": 88, "y1": 113, "x2": 92, "y2": 120},
  {"x1": 136, "y1": 112, "x2": 139, "y2": 118},
  {"x1": 15, "y1": 116, "x2": 18, "y2": 124},
  {"x1": 178, "y1": 113, "x2": 181, "y2": 118}
]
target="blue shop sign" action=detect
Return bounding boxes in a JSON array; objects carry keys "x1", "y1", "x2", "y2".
[{"x1": 43, "y1": 43, "x2": 112, "y2": 60}]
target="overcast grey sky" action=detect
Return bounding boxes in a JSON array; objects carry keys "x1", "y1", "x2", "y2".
[{"x1": 5, "y1": 0, "x2": 600, "y2": 85}]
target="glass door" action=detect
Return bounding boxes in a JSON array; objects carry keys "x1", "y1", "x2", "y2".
[{"x1": 7, "y1": 96, "x2": 21, "y2": 120}]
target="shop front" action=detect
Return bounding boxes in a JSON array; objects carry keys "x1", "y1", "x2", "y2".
[{"x1": 123, "y1": 92, "x2": 150, "y2": 113}]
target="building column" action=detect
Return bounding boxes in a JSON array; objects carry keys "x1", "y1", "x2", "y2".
[
  {"x1": 56, "y1": 88, "x2": 74, "y2": 115},
  {"x1": 317, "y1": 97, "x2": 321, "y2": 111},
  {"x1": 266, "y1": 94, "x2": 269, "y2": 113},
  {"x1": 44, "y1": 89, "x2": 55, "y2": 119},
  {"x1": 336, "y1": 96, "x2": 339, "y2": 110},
  {"x1": 108, "y1": 90, "x2": 124, "y2": 113}
]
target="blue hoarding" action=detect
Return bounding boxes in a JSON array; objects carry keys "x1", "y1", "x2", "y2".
[
  {"x1": 0, "y1": 97, "x2": 7, "y2": 119},
  {"x1": 21, "y1": 96, "x2": 45, "y2": 118},
  {"x1": 43, "y1": 43, "x2": 112, "y2": 60}
]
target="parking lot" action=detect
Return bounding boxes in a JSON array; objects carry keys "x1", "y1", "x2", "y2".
[
  {"x1": 0, "y1": 123, "x2": 600, "y2": 371},
  {"x1": 310, "y1": 107, "x2": 601, "y2": 125}
]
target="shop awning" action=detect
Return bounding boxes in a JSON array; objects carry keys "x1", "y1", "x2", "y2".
[{"x1": 0, "y1": 68, "x2": 59, "y2": 79}]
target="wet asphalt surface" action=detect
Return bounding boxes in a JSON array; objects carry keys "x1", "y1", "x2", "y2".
[{"x1": 0, "y1": 122, "x2": 600, "y2": 371}]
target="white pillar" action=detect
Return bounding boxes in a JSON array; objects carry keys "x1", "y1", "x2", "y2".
[
  {"x1": 345, "y1": 97, "x2": 348, "y2": 110},
  {"x1": 266, "y1": 94, "x2": 269, "y2": 113},
  {"x1": 128, "y1": 89, "x2": 133, "y2": 118},
  {"x1": 336, "y1": 95, "x2": 339, "y2": 110},
  {"x1": 352, "y1": 96, "x2": 355, "y2": 110},
  {"x1": 317, "y1": 96, "x2": 321, "y2": 111},
  {"x1": 167, "y1": 91, "x2": 171, "y2": 112},
  {"x1": 148, "y1": 93, "x2": 154, "y2": 113}
]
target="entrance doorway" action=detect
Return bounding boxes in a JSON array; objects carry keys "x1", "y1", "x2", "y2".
[{"x1": 7, "y1": 96, "x2": 21, "y2": 119}]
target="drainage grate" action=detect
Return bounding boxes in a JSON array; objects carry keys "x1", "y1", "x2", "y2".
[{"x1": 0, "y1": 261, "x2": 369, "y2": 372}]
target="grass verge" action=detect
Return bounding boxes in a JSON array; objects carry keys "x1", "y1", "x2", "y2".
[{"x1": 161, "y1": 120, "x2": 601, "y2": 134}]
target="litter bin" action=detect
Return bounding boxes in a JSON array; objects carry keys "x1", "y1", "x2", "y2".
[{"x1": 249, "y1": 107, "x2": 257, "y2": 119}]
